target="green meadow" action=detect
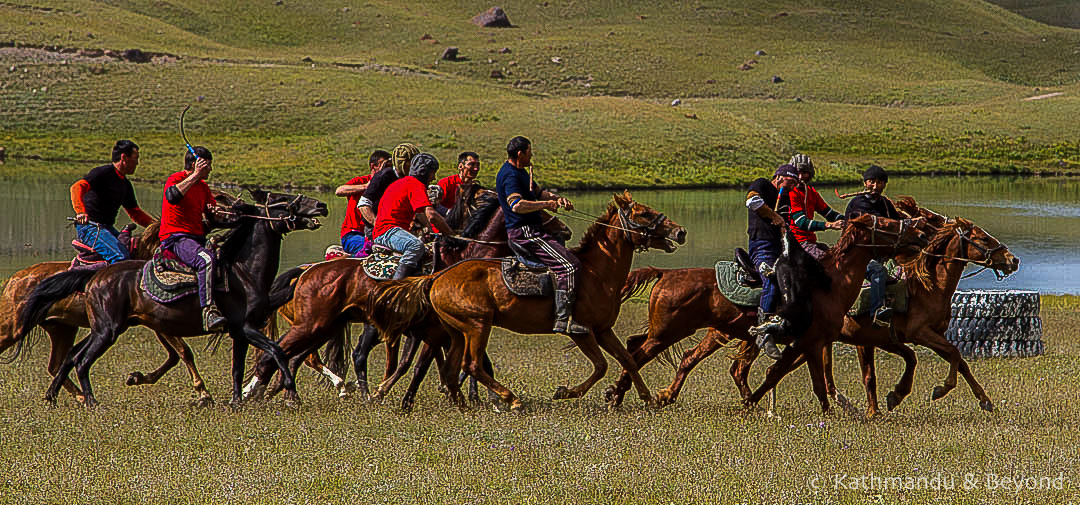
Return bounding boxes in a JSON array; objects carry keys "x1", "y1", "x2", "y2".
[{"x1": 2, "y1": 0, "x2": 1080, "y2": 188}]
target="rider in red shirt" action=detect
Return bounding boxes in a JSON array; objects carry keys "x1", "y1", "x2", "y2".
[
  {"x1": 372, "y1": 153, "x2": 457, "y2": 279},
  {"x1": 160, "y1": 146, "x2": 225, "y2": 332},
  {"x1": 435, "y1": 151, "x2": 481, "y2": 212},
  {"x1": 785, "y1": 154, "x2": 844, "y2": 262},
  {"x1": 336, "y1": 150, "x2": 391, "y2": 256}
]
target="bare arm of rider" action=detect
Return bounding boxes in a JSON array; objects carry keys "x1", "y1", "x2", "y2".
[
  {"x1": 359, "y1": 204, "x2": 376, "y2": 225},
  {"x1": 125, "y1": 207, "x2": 157, "y2": 227},
  {"x1": 169, "y1": 159, "x2": 212, "y2": 202},
  {"x1": 70, "y1": 180, "x2": 90, "y2": 224},
  {"x1": 335, "y1": 182, "x2": 369, "y2": 197},
  {"x1": 537, "y1": 189, "x2": 574, "y2": 211},
  {"x1": 421, "y1": 207, "x2": 455, "y2": 235}
]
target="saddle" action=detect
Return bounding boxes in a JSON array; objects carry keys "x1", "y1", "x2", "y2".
[
  {"x1": 500, "y1": 241, "x2": 554, "y2": 297},
  {"x1": 733, "y1": 247, "x2": 763, "y2": 288},
  {"x1": 361, "y1": 242, "x2": 437, "y2": 280},
  {"x1": 69, "y1": 223, "x2": 137, "y2": 270},
  {"x1": 714, "y1": 260, "x2": 762, "y2": 308},
  {"x1": 139, "y1": 245, "x2": 227, "y2": 304},
  {"x1": 848, "y1": 260, "x2": 908, "y2": 317}
]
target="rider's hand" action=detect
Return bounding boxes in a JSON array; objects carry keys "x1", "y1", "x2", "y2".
[
  {"x1": 194, "y1": 158, "x2": 212, "y2": 179},
  {"x1": 74, "y1": 213, "x2": 89, "y2": 225},
  {"x1": 825, "y1": 220, "x2": 844, "y2": 230},
  {"x1": 556, "y1": 197, "x2": 575, "y2": 211},
  {"x1": 769, "y1": 214, "x2": 786, "y2": 227},
  {"x1": 547, "y1": 200, "x2": 560, "y2": 211}
]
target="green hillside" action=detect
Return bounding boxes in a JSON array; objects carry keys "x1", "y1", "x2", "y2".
[
  {"x1": 2, "y1": 0, "x2": 1080, "y2": 188},
  {"x1": 990, "y1": 0, "x2": 1080, "y2": 28}
]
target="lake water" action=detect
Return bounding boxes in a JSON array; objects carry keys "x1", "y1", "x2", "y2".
[{"x1": 1, "y1": 175, "x2": 1078, "y2": 294}]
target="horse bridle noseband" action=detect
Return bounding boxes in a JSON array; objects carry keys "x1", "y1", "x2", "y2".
[
  {"x1": 217, "y1": 193, "x2": 308, "y2": 231},
  {"x1": 617, "y1": 202, "x2": 669, "y2": 252},
  {"x1": 920, "y1": 222, "x2": 1012, "y2": 280}
]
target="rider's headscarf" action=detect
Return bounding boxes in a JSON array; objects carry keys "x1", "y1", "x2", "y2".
[{"x1": 392, "y1": 143, "x2": 420, "y2": 177}]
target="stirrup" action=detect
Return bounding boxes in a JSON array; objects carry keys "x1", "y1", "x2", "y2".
[
  {"x1": 203, "y1": 305, "x2": 227, "y2": 332},
  {"x1": 553, "y1": 318, "x2": 588, "y2": 335}
]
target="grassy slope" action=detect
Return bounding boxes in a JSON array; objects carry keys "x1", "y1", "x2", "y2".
[
  {"x1": 0, "y1": 295, "x2": 1076, "y2": 504},
  {"x1": 2, "y1": 0, "x2": 1080, "y2": 188}
]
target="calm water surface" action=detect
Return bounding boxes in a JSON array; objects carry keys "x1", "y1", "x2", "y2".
[{"x1": 2, "y1": 176, "x2": 1077, "y2": 294}]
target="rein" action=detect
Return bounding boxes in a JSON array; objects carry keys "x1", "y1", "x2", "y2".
[
  {"x1": 562, "y1": 205, "x2": 664, "y2": 252},
  {"x1": 917, "y1": 225, "x2": 1011, "y2": 280}
]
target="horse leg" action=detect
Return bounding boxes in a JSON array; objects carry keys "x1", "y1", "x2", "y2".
[
  {"x1": 856, "y1": 345, "x2": 881, "y2": 418},
  {"x1": 304, "y1": 351, "x2": 355, "y2": 399},
  {"x1": 437, "y1": 324, "x2": 468, "y2": 408},
  {"x1": 821, "y1": 344, "x2": 857, "y2": 417},
  {"x1": 322, "y1": 325, "x2": 348, "y2": 377},
  {"x1": 456, "y1": 321, "x2": 516, "y2": 410},
  {"x1": 401, "y1": 342, "x2": 440, "y2": 412},
  {"x1": 70, "y1": 326, "x2": 125, "y2": 408},
  {"x1": 745, "y1": 346, "x2": 805, "y2": 410},
  {"x1": 373, "y1": 332, "x2": 423, "y2": 401},
  {"x1": 553, "y1": 332, "x2": 607, "y2": 401},
  {"x1": 237, "y1": 325, "x2": 298, "y2": 407},
  {"x1": 604, "y1": 329, "x2": 675, "y2": 407},
  {"x1": 801, "y1": 342, "x2": 832, "y2": 414},
  {"x1": 351, "y1": 324, "x2": 380, "y2": 399},
  {"x1": 230, "y1": 338, "x2": 249, "y2": 408},
  {"x1": 125, "y1": 332, "x2": 181, "y2": 386},
  {"x1": 383, "y1": 339, "x2": 400, "y2": 385},
  {"x1": 164, "y1": 333, "x2": 213, "y2": 407},
  {"x1": 920, "y1": 331, "x2": 993, "y2": 411},
  {"x1": 44, "y1": 335, "x2": 88, "y2": 405},
  {"x1": 879, "y1": 342, "x2": 917, "y2": 414},
  {"x1": 657, "y1": 329, "x2": 731, "y2": 406},
  {"x1": 41, "y1": 323, "x2": 85, "y2": 403},
  {"x1": 593, "y1": 327, "x2": 653, "y2": 406}
]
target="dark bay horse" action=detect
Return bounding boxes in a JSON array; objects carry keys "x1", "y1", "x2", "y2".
[
  {"x1": 371, "y1": 191, "x2": 687, "y2": 411},
  {"x1": 15, "y1": 190, "x2": 327, "y2": 407},
  {"x1": 605, "y1": 213, "x2": 930, "y2": 412},
  {"x1": 243, "y1": 185, "x2": 572, "y2": 405}
]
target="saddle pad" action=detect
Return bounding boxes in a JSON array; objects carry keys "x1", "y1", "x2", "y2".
[
  {"x1": 715, "y1": 260, "x2": 762, "y2": 308},
  {"x1": 362, "y1": 242, "x2": 436, "y2": 281},
  {"x1": 848, "y1": 281, "x2": 909, "y2": 317},
  {"x1": 500, "y1": 257, "x2": 554, "y2": 297},
  {"x1": 140, "y1": 260, "x2": 198, "y2": 303}
]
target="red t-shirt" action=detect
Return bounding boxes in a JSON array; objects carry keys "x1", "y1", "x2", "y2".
[
  {"x1": 788, "y1": 184, "x2": 829, "y2": 243},
  {"x1": 436, "y1": 173, "x2": 462, "y2": 209},
  {"x1": 159, "y1": 170, "x2": 214, "y2": 240},
  {"x1": 339, "y1": 174, "x2": 373, "y2": 237},
  {"x1": 373, "y1": 176, "x2": 432, "y2": 239}
]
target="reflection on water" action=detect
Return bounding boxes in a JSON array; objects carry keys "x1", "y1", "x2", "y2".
[{"x1": 2, "y1": 176, "x2": 1078, "y2": 294}]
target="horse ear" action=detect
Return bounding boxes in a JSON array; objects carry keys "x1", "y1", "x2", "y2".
[
  {"x1": 612, "y1": 190, "x2": 631, "y2": 209},
  {"x1": 248, "y1": 188, "x2": 268, "y2": 204}
]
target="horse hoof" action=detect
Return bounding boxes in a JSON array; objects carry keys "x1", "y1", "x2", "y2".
[
  {"x1": 979, "y1": 400, "x2": 995, "y2": 413},
  {"x1": 125, "y1": 372, "x2": 146, "y2": 386},
  {"x1": 656, "y1": 389, "x2": 675, "y2": 407},
  {"x1": 509, "y1": 402, "x2": 526, "y2": 414},
  {"x1": 886, "y1": 392, "x2": 901, "y2": 411},
  {"x1": 601, "y1": 385, "x2": 616, "y2": 403},
  {"x1": 552, "y1": 385, "x2": 572, "y2": 400},
  {"x1": 189, "y1": 396, "x2": 214, "y2": 409},
  {"x1": 931, "y1": 386, "x2": 948, "y2": 401},
  {"x1": 283, "y1": 395, "x2": 301, "y2": 409}
]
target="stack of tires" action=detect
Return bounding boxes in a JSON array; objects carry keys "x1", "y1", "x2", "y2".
[{"x1": 946, "y1": 290, "x2": 1043, "y2": 358}]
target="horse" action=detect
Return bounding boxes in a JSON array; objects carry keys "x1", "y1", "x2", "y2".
[
  {"x1": 14, "y1": 190, "x2": 327, "y2": 407},
  {"x1": 243, "y1": 184, "x2": 572, "y2": 406},
  {"x1": 604, "y1": 212, "x2": 930, "y2": 412},
  {"x1": 370, "y1": 190, "x2": 687, "y2": 411},
  {"x1": 740, "y1": 214, "x2": 929, "y2": 413}
]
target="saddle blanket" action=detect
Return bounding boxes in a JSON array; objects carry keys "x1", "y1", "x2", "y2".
[
  {"x1": 715, "y1": 260, "x2": 762, "y2": 308},
  {"x1": 362, "y1": 243, "x2": 436, "y2": 281},
  {"x1": 500, "y1": 257, "x2": 554, "y2": 297},
  {"x1": 139, "y1": 247, "x2": 225, "y2": 304}
]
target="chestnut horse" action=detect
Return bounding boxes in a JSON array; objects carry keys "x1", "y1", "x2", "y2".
[
  {"x1": 606, "y1": 213, "x2": 929, "y2": 413},
  {"x1": 244, "y1": 185, "x2": 572, "y2": 405},
  {"x1": 371, "y1": 191, "x2": 687, "y2": 411},
  {"x1": 15, "y1": 190, "x2": 327, "y2": 407}
]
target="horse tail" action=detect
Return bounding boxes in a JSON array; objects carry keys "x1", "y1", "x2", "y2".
[
  {"x1": 620, "y1": 267, "x2": 666, "y2": 303},
  {"x1": 268, "y1": 266, "x2": 306, "y2": 311},
  {"x1": 12, "y1": 269, "x2": 98, "y2": 355},
  {"x1": 369, "y1": 276, "x2": 435, "y2": 348}
]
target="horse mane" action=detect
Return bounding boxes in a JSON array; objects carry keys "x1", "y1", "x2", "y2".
[
  {"x1": 445, "y1": 183, "x2": 481, "y2": 231},
  {"x1": 898, "y1": 217, "x2": 970, "y2": 291},
  {"x1": 214, "y1": 218, "x2": 258, "y2": 270},
  {"x1": 460, "y1": 192, "x2": 500, "y2": 239},
  {"x1": 826, "y1": 215, "x2": 865, "y2": 264},
  {"x1": 570, "y1": 202, "x2": 619, "y2": 255}
]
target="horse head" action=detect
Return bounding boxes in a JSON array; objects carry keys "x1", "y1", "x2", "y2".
[
  {"x1": 245, "y1": 189, "x2": 329, "y2": 233},
  {"x1": 612, "y1": 190, "x2": 686, "y2": 253},
  {"x1": 952, "y1": 218, "x2": 1020, "y2": 277},
  {"x1": 840, "y1": 214, "x2": 929, "y2": 261}
]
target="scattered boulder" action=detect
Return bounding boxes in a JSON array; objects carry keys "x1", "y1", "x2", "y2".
[
  {"x1": 341, "y1": 7, "x2": 350, "y2": 13},
  {"x1": 498, "y1": 47, "x2": 511, "y2": 54},
  {"x1": 122, "y1": 48, "x2": 151, "y2": 63},
  {"x1": 274, "y1": 0, "x2": 283, "y2": 5},
  {"x1": 738, "y1": 63, "x2": 754, "y2": 71},
  {"x1": 0, "y1": 146, "x2": 5, "y2": 164},
  {"x1": 490, "y1": 69, "x2": 505, "y2": 79},
  {"x1": 774, "y1": 12, "x2": 788, "y2": 18},
  {"x1": 684, "y1": 113, "x2": 698, "y2": 120},
  {"x1": 671, "y1": 99, "x2": 681, "y2": 106},
  {"x1": 550, "y1": 56, "x2": 563, "y2": 64},
  {"x1": 441, "y1": 47, "x2": 459, "y2": 61},
  {"x1": 301, "y1": 56, "x2": 313, "y2": 63},
  {"x1": 755, "y1": 49, "x2": 767, "y2": 56},
  {"x1": 636, "y1": 15, "x2": 647, "y2": 20},
  {"x1": 313, "y1": 100, "x2": 327, "y2": 107},
  {"x1": 196, "y1": 95, "x2": 205, "y2": 102},
  {"x1": 79, "y1": 49, "x2": 104, "y2": 57},
  {"x1": 104, "y1": 50, "x2": 119, "y2": 58},
  {"x1": 420, "y1": 33, "x2": 433, "y2": 41},
  {"x1": 705, "y1": 79, "x2": 717, "y2": 84},
  {"x1": 771, "y1": 75, "x2": 783, "y2": 83},
  {"x1": 472, "y1": 7, "x2": 512, "y2": 28},
  {"x1": 794, "y1": 97, "x2": 803, "y2": 102},
  {"x1": 89, "y1": 65, "x2": 106, "y2": 75}
]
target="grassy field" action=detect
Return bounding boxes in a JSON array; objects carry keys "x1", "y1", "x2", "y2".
[
  {"x1": 3, "y1": 0, "x2": 1080, "y2": 188},
  {"x1": 0, "y1": 295, "x2": 1076, "y2": 504}
]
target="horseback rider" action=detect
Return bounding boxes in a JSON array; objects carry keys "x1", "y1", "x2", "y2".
[
  {"x1": 434, "y1": 151, "x2": 481, "y2": 214},
  {"x1": 69, "y1": 140, "x2": 156, "y2": 263},
  {"x1": 845, "y1": 164, "x2": 901, "y2": 328},
  {"x1": 496, "y1": 136, "x2": 585, "y2": 335},
  {"x1": 786, "y1": 154, "x2": 845, "y2": 261},
  {"x1": 371, "y1": 153, "x2": 457, "y2": 280},
  {"x1": 336, "y1": 149, "x2": 391, "y2": 256},
  {"x1": 159, "y1": 146, "x2": 226, "y2": 332},
  {"x1": 357, "y1": 143, "x2": 421, "y2": 257},
  {"x1": 745, "y1": 164, "x2": 799, "y2": 359}
]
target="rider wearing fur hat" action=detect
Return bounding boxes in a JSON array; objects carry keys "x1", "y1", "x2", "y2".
[{"x1": 371, "y1": 153, "x2": 457, "y2": 279}]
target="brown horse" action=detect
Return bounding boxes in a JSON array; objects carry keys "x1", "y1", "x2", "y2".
[
  {"x1": 16, "y1": 190, "x2": 327, "y2": 407},
  {"x1": 0, "y1": 223, "x2": 208, "y2": 402},
  {"x1": 371, "y1": 190, "x2": 687, "y2": 411},
  {"x1": 243, "y1": 185, "x2": 572, "y2": 405},
  {"x1": 606, "y1": 213, "x2": 930, "y2": 413}
]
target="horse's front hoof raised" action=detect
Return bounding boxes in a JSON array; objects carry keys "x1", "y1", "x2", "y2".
[
  {"x1": 930, "y1": 386, "x2": 949, "y2": 401},
  {"x1": 552, "y1": 385, "x2": 572, "y2": 400},
  {"x1": 125, "y1": 372, "x2": 147, "y2": 386},
  {"x1": 979, "y1": 400, "x2": 995, "y2": 413},
  {"x1": 886, "y1": 391, "x2": 901, "y2": 411}
]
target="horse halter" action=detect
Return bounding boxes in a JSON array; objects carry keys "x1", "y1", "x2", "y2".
[
  {"x1": 617, "y1": 201, "x2": 669, "y2": 252},
  {"x1": 217, "y1": 193, "x2": 308, "y2": 231}
]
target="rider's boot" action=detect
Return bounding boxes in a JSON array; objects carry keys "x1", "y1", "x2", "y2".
[
  {"x1": 553, "y1": 289, "x2": 589, "y2": 335},
  {"x1": 873, "y1": 305, "x2": 893, "y2": 328},
  {"x1": 391, "y1": 261, "x2": 421, "y2": 281},
  {"x1": 750, "y1": 311, "x2": 784, "y2": 360},
  {"x1": 202, "y1": 304, "x2": 227, "y2": 332}
]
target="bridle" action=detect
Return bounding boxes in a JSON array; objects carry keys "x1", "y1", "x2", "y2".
[
  {"x1": 852, "y1": 215, "x2": 917, "y2": 255},
  {"x1": 917, "y1": 221, "x2": 1012, "y2": 280},
  {"x1": 562, "y1": 200, "x2": 671, "y2": 252},
  {"x1": 216, "y1": 193, "x2": 311, "y2": 231}
]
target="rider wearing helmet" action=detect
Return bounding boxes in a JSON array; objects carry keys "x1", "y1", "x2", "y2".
[
  {"x1": 845, "y1": 164, "x2": 901, "y2": 327},
  {"x1": 785, "y1": 153, "x2": 844, "y2": 261},
  {"x1": 371, "y1": 153, "x2": 457, "y2": 279}
]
